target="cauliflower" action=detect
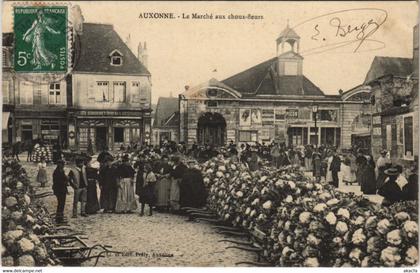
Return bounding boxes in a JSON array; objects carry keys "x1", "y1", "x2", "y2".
[
  {"x1": 351, "y1": 228, "x2": 366, "y2": 245},
  {"x1": 325, "y1": 212, "x2": 337, "y2": 225},
  {"x1": 336, "y1": 221, "x2": 349, "y2": 235},
  {"x1": 18, "y1": 238, "x2": 35, "y2": 253},
  {"x1": 337, "y1": 208, "x2": 350, "y2": 219},
  {"x1": 386, "y1": 229, "x2": 402, "y2": 246},
  {"x1": 284, "y1": 195, "x2": 293, "y2": 203},
  {"x1": 380, "y1": 246, "x2": 401, "y2": 267},
  {"x1": 313, "y1": 203, "x2": 327, "y2": 213},
  {"x1": 377, "y1": 219, "x2": 391, "y2": 234},
  {"x1": 349, "y1": 248, "x2": 362, "y2": 264},
  {"x1": 405, "y1": 246, "x2": 418, "y2": 265},
  {"x1": 326, "y1": 198, "x2": 339, "y2": 206},
  {"x1": 262, "y1": 200, "x2": 272, "y2": 210},
  {"x1": 299, "y1": 212, "x2": 311, "y2": 224},
  {"x1": 403, "y1": 221, "x2": 418, "y2": 238},
  {"x1": 304, "y1": 257, "x2": 320, "y2": 267}
]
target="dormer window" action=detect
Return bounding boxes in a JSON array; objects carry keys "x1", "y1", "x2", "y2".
[{"x1": 109, "y1": 50, "x2": 123, "y2": 66}]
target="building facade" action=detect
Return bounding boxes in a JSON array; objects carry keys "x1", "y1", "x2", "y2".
[
  {"x1": 68, "y1": 23, "x2": 152, "y2": 152},
  {"x1": 358, "y1": 25, "x2": 419, "y2": 165},
  {"x1": 179, "y1": 26, "x2": 370, "y2": 148},
  {"x1": 152, "y1": 97, "x2": 179, "y2": 145},
  {"x1": 2, "y1": 21, "x2": 152, "y2": 152}
]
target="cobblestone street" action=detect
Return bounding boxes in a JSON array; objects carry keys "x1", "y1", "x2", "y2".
[{"x1": 22, "y1": 160, "x2": 256, "y2": 266}]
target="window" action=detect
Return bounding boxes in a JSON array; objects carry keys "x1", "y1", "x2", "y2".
[
  {"x1": 2, "y1": 50, "x2": 6, "y2": 67},
  {"x1": 2, "y1": 80, "x2": 9, "y2": 104},
  {"x1": 49, "y1": 83, "x2": 61, "y2": 104},
  {"x1": 208, "y1": 89, "x2": 217, "y2": 97},
  {"x1": 19, "y1": 82, "x2": 33, "y2": 104},
  {"x1": 114, "y1": 127, "x2": 124, "y2": 143},
  {"x1": 131, "y1": 81, "x2": 141, "y2": 102},
  {"x1": 207, "y1": 101, "x2": 218, "y2": 107},
  {"x1": 403, "y1": 115, "x2": 414, "y2": 160},
  {"x1": 96, "y1": 81, "x2": 109, "y2": 102},
  {"x1": 239, "y1": 131, "x2": 257, "y2": 142},
  {"x1": 110, "y1": 50, "x2": 123, "y2": 66},
  {"x1": 315, "y1": 110, "x2": 338, "y2": 122},
  {"x1": 113, "y1": 82, "x2": 126, "y2": 103}
]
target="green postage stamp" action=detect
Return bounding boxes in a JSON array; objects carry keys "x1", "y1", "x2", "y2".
[{"x1": 13, "y1": 6, "x2": 68, "y2": 73}]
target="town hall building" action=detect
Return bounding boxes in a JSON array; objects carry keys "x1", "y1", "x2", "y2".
[{"x1": 179, "y1": 25, "x2": 371, "y2": 149}]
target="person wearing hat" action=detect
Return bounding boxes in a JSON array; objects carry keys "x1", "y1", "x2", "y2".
[
  {"x1": 376, "y1": 150, "x2": 391, "y2": 189},
  {"x1": 378, "y1": 167, "x2": 404, "y2": 206},
  {"x1": 154, "y1": 155, "x2": 172, "y2": 211},
  {"x1": 115, "y1": 154, "x2": 137, "y2": 213},
  {"x1": 99, "y1": 155, "x2": 118, "y2": 212},
  {"x1": 169, "y1": 156, "x2": 187, "y2": 212},
  {"x1": 68, "y1": 157, "x2": 89, "y2": 217},
  {"x1": 85, "y1": 156, "x2": 100, "y2": 215},
  {"x1": 403, "y1": 163, "x2": 418, "y2": 201},
  {"x1": 52, "y1": 159, "x2": 68, "y2": 223}
]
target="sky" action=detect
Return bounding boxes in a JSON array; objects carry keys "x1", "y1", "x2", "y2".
[{"x1": 2, "y1": 1, "x2": 418, "y2": 104}]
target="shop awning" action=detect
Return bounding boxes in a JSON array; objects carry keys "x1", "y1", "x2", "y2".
[{"x1": 2, "y1": 112, "x2": 10, "y2": 129}]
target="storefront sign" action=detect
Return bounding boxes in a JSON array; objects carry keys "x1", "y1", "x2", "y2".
[
  {"x1": 372, "y1": 127, "x2": 381, "y2": 135},
  {"x1": 286, "y1": 109, "x2": 299, "y2": 119},
  {"x1": 78, "y1": 111, "x2": 142, "y2": 117}
]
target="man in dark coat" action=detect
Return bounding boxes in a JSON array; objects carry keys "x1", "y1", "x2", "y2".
[
  {"x1": 330, "y1": 150, "x2": 341, "y2": 188},
  {"x1": 378, "y1": 167, "x2": 404, "y2": 206},
  {"x1": 98, "y1": 155, "x2": 118, "y2": 212},
  {"x1": 179, "y1": 161, "x2": 207, "y2": 208},
  {"x1": 169, "y1": 156, "x2": 188, "y2": 211},
  {"x1": 403, "y1": 164, "x2": 418, "y2": 201},
  {"x1": 52, "y1": 159, "x2": 68, "y2": 223}
]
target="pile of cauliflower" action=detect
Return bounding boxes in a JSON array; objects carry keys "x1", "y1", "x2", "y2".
[
  {"x1": 202, "y1": 156, "x2": 419, "y2": 267},
  {"x1": 2, "y1": 160, "x2": 56, "y2": 266}
]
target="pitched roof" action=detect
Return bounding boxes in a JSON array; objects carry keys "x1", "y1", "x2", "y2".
[
  {"x1": 153, "y1": 97, "x2": 179, "y2": 127},
  {"x1": 278, "y1": 26, "x2": 300, "y2": 40},
  {"x1": 222, "y1": 57, "x2": 324, "y2": 96},
  {"x1": 2, "y1": 33, "x2": 13, "y2": 46},
  {"x1": 73, "y1": 23, "x2": 150, "y2": 75},
  {"x1": 182, "y1": 78, "x2": 242, "y2": 98},
  {"x1": 364, "y1": 56, "x2": 413, "y2": 84}
]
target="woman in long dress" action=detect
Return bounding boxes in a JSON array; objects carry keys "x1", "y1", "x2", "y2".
[
  {"x1": 325, "y1": 151, "x2": 334, "y2": 183},
  {"x1": 155, "y1": 155, "x2": 172, "y2": 211},
  {"x1": 37, "y1": 157, "x2": 48, "y2": 187},
  {"x1": 115, "y1": 155, "x2": 137, "y2": 213},
  {"x1": 360, "y1": 155, "x2": 377, "y2": 194},
  {"x1": 85, "y1": 158, "x2": 100, "y2": 214}
]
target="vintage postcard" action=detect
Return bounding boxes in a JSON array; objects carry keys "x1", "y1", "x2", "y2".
[{"x1": 1, "y1": 0, "x2": 419, "y2": 269}]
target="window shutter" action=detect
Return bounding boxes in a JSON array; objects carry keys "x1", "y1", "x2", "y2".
[
  {"x1": 41, "y1": 84, "x2": 48, "y2": 104},
  {"x1": 88, "y1": 80, "x2": 95, "y2": 100}
]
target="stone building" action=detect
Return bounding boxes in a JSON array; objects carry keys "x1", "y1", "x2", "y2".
[
  {"x1": 68, "y1": 23, "x2": 152, "y2": 152},
  {"x1": 365, "y1": 25, "x2": 419, "y2": 164},
  {"x1": 2, "y1": 20, "x2": 152, "y2": 152},
  {"x1": 2, "y1": 33, "x2": 14, "y2": 148},
  {"x1": 179, "y1": 26, "x2": 370, "y2": 148},
  {"x1": 2, "y1": 32, "x2": 69, "y2": 148},
  {"x1": 152, "y1": 97, "x2": 179, "y2": 145}
]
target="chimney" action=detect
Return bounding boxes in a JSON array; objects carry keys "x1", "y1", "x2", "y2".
[
  {"x1": 137, "y1": 42, "x2": 143, "y2": 63},
  {"x1": 71, "y1": 5, "x2": 84, "y2": 35},
  {"x1": 142, "y1": 42, "x2": 148, "y2": 68},
  {"x1": 125, "y1": 34, "x2": 131, "y2": 51},
  {"x1": 413, "y1": 24, "x2": 419, "y2": 76}
]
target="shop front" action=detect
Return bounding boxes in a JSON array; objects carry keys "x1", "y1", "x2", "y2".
[{"x1": 72, "y1": 109, "x2": 150, "y2": 152}]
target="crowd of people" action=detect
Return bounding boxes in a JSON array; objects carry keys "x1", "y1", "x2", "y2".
[
  {"x1": 49, "y1": 145, "x2": 207, "y2": 223},
  {"x1": 8, "y1": 138, "x2": 417, "y2": 222}
]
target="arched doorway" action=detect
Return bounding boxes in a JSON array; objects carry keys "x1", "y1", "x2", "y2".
[{"x1": 197, "y1": 112, "x2": 226, "y2": 146}]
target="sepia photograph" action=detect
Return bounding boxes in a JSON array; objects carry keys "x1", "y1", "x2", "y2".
[{"x1": 0, "y1": 0, "x2": 419, "y2": 269}]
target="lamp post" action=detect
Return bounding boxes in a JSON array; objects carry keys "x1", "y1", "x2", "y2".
[{"x1": 312, "y1": 105, "x2": 319, "y2": 147}]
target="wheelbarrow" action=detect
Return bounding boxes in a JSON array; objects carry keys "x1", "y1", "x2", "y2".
[{"x1": 40, "y1": 234, "x2": 121, "y2": 266}]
